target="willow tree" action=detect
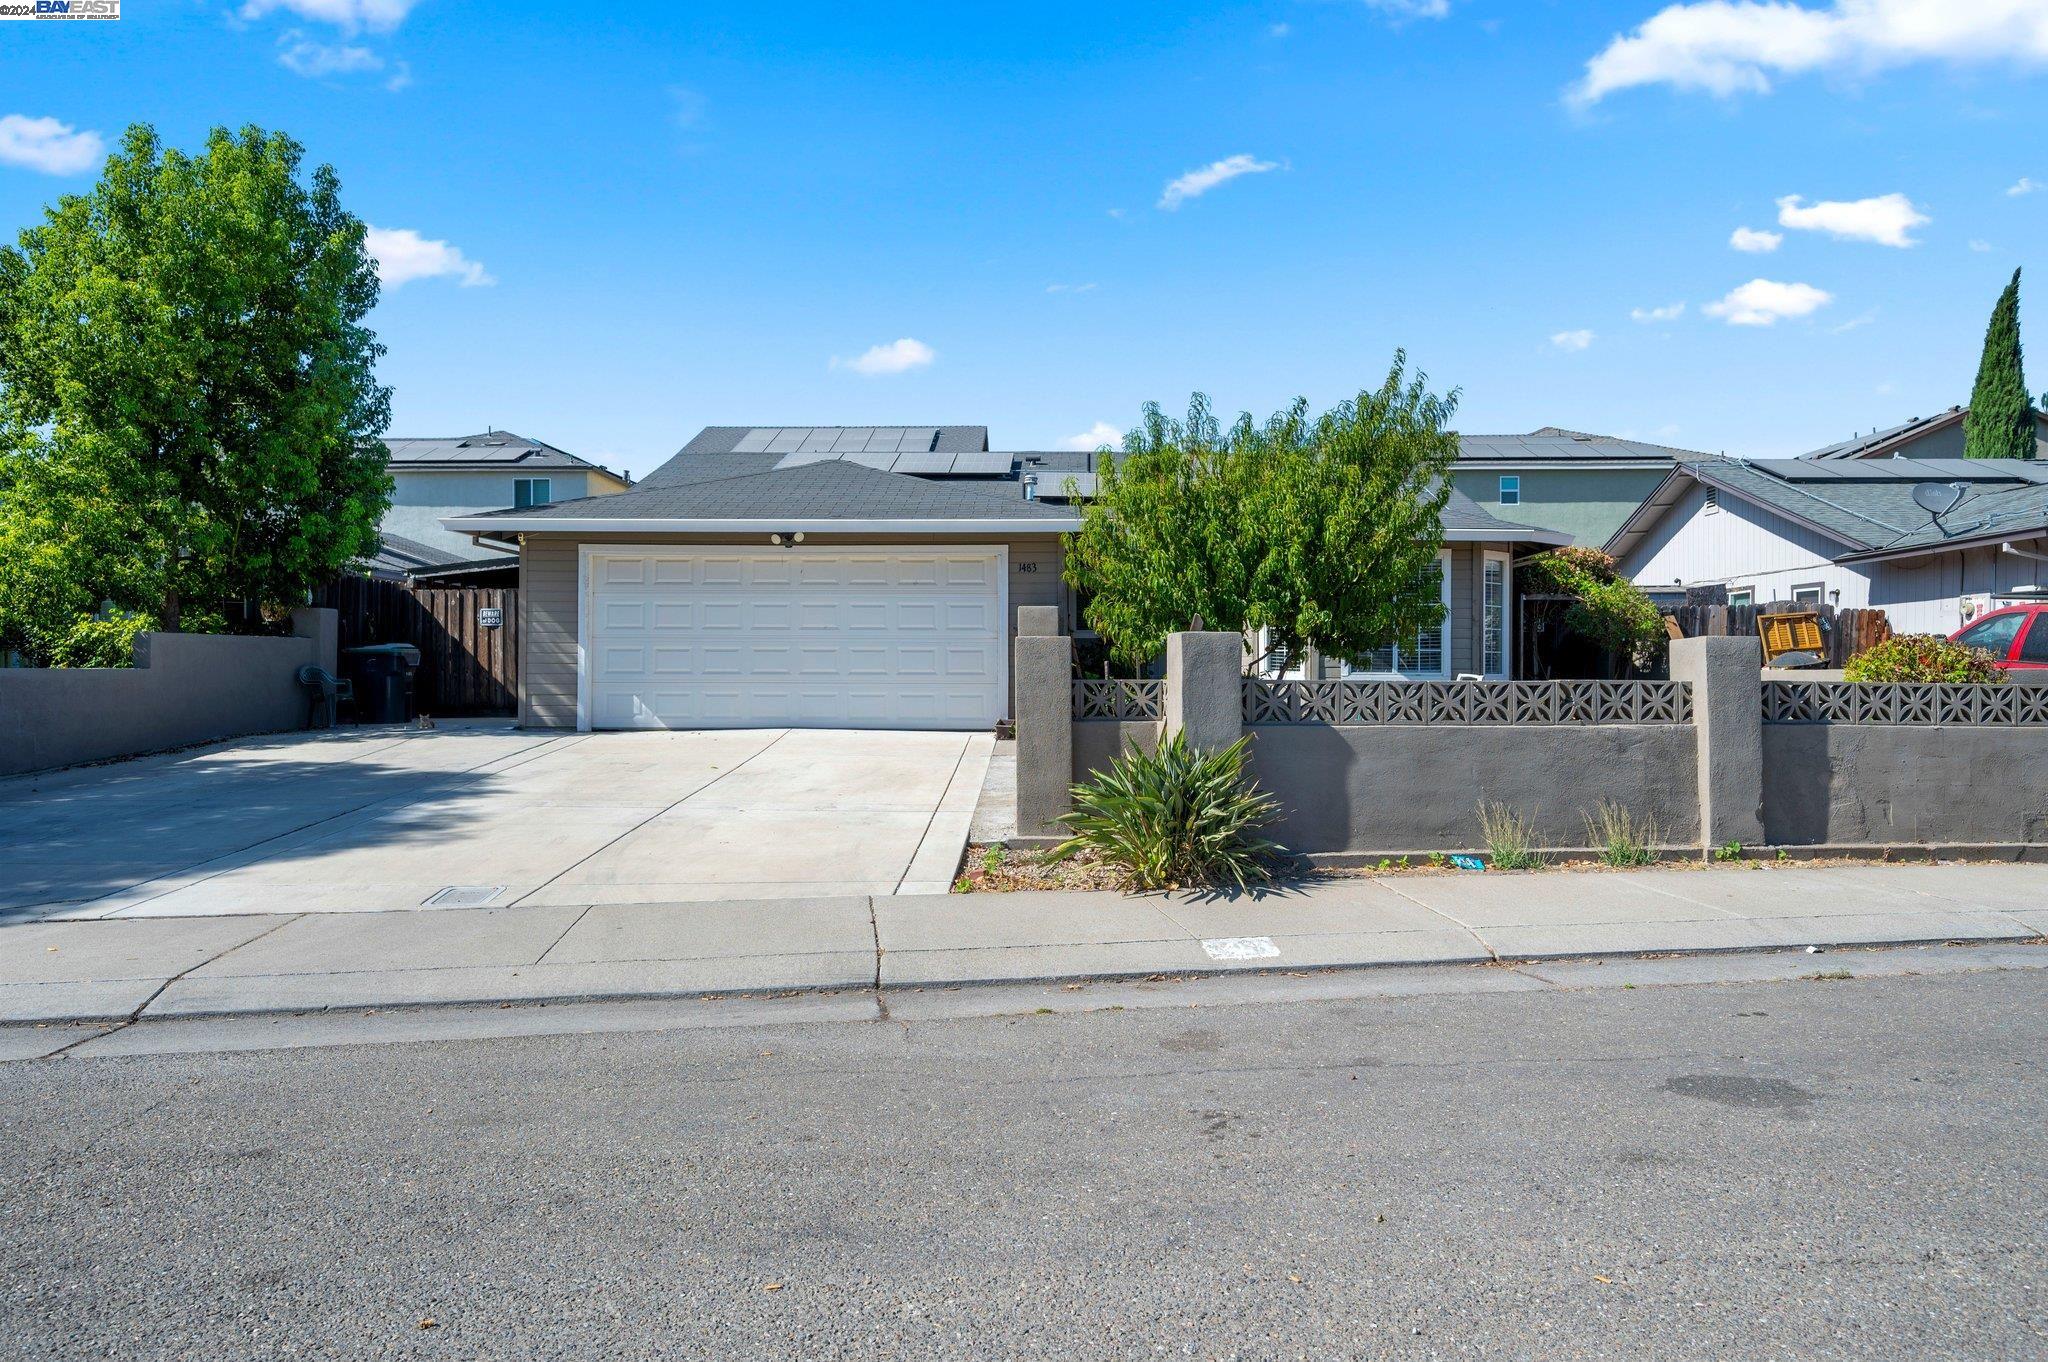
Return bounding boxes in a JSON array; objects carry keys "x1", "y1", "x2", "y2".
[
  {"x1": 1064, "y1": 353, "x2": 1457, "y2": 670},
  {"x1": 0, "y1": 123, "x2": 391, "y2": 660}
]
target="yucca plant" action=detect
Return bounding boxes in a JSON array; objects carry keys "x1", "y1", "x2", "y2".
[
  {"x1": 1583, "y1": 800, "x2": 1659, "y2": 868},
  {"x1": 1048, "y1": 733, "x2": 1284, "y2": 890}
]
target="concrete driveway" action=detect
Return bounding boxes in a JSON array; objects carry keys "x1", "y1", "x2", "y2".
[{"x1": 1, "y1": 723, "x2": 991, "y2": 923}]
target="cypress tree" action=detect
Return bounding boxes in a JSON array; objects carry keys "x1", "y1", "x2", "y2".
[{"x1": 1963, "y1": 267, "x2": 2036, "y2": 459}]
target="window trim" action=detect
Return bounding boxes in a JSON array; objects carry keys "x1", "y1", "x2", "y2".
[
  {"x1": 1497, "y1": 474, "x2": 1521, "y2": 507},
  {"x1": 1790, "y1": 582, "x2": 1825, "y2": 605},
  {"x1": 1727, "y1": 587, "x2": 1754, "y2": 608},
  {"x1": 513, "y1": 477, "x2": 553, "y2": 510},
  {"x1": 1481, "y1": 550, "x2": 1511, "y2": 679},
  {"x1": 1343, "y1": 549, "x2": 1453, "y2": 681}
]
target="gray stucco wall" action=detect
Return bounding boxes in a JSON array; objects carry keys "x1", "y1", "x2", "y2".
[
  {"x1": 519, "y1": 532, "x2": 1069, "y2": 729},
  {"x1": 1763, "y1": 723, "x2": 2048, "y2": 845},
  {"x1": 1451, "y1": 466, "x2": 1668, "y2": 549},
  {"x1": 1242, "y1": 723, "x2": 1700, "y2": 854},
  {"x1": 1073, "y1": 720, "x2": 1162, "y2": 784},
  {"x1": 0, "y1": 613, "x2": 334, "y2": 777}
]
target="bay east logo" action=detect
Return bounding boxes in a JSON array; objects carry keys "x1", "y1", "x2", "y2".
[{"x1": 0, "y1": 0, "x2": 121, "y2": 17}]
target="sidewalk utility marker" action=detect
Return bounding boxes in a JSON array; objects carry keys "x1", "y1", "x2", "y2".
[
  {"x1": 425, "y1": 885, "x2": 505, "y2": 908},
  {"x1": 1202, "y1": 936, "x2": 1280, "y2": 961}
]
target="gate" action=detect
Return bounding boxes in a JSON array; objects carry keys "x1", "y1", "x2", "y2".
[{"x1": 322, "y1": 577, "x2": 519, "y2": 715}]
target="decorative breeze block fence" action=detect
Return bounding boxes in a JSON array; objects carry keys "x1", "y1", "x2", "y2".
[
  {"x1": 1763, "y1": 681, "x2": 2048, "y2": 725},
  {"x1": 1240, "y1": 679, "x2": 1693, "y2": 726},
  {"x1": 1072, "y1": 678, "x2": 1165, "y2": 720}
]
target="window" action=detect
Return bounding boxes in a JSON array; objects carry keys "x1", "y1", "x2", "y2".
[
  {"x1": 1482, "y1": 553, "x2": 1509, "y2": 677},
  {"x1": 2019, "y1": 615, "x2": 2048, "y2": 665},
  {"x1": 1791, "y1": 582, "x2": 1824, "y2": 604},
  {"x1": 513, "y1": 477, "x2": 552, "y2": 509},
  {"x1": 1498, "y1": 475, "x2": 1521, "y2": 507},
  {"x1": 1346, "y1": 551, "x2": 1451, "y2": 679},
  {"x1": 1727, "y1": 587, "x2": 1753, "y2": 608},
  {"x1": 1958, "y1": 611, "x2": 2026, "y2": 659}
]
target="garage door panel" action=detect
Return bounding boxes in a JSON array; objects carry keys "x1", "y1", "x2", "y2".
[{"x1": 588, "y1": 549, "x2": 1004, "y2": 731}]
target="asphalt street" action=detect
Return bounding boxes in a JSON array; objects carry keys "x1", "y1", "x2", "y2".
[{"x1": 3, "y1": 959, "x2": 2043, "y2": 1360}]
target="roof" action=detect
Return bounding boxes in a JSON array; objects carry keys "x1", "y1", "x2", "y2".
[
  {"x1": 383, "y1": 430, "x2": 626, "y2": 481},
  {"x1": 1801, "y1": 405, "x2": 2048, "y2": 459},
  {"x1": 1454, "y1": 428, "x2": 1712, "y2": 465},
  {"x1": 1606, "y1": 455, "x2": 2048, "y2": 563},
  {"x1": 1440, "y1": 487, "x2": 1573, "y2": 545},
  {"x1": 678, "y1": 425, "x2": 990, "y2": 456},
  {"x1": 367, "y1": 533, "x2": 464, "y2": 575},
  {"x1": 443, "y1": 457, "x2": 1081, "y2": 535}
]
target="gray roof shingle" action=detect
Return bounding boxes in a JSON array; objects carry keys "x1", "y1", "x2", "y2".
[
  {"x1": 384, "y1": 430, "x2": 621, "y2": 477},
  {"x1": 1454, "y1": 429, "x2": 1711, "y2": 463}
]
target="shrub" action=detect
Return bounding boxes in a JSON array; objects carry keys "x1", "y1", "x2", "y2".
[
  {"x1": 48, "y1": 612, "x2": 153, "y2": 669},
  {"x1": 1843, "y1": 634, "x2": 2008, "y2": 685},
  {"x1": 1519, "y1": 547, "x2": 1666, "y2": 668},
  {"x1": 1476, "y1": 800, "x2": 1541, "y2": 870},
  {"x1": 1049, "y1": 733, "x2": 1283, "y2": 890},
  {"x1": 1583, "y1": 800, "x2": 1659, "y2": 868}
]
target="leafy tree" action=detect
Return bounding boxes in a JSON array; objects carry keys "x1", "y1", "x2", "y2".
[
  {"x1": 1517, "y1": 546, "x2": 1665, "y2": 668},
  {"x1": 0, "y1": 123, "x2": 391, "y2": 660},
  {"x1": 1064, "y1": 353, "x2": 1457, "y2": 670},
  {"x1": 1963, "y1": 267, "x2": 2035, "y2": 460}
]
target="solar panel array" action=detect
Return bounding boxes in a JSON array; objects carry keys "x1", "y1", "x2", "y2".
[
  {"x1": 771, "y1": 449, "x2": 1017, "y2": 476},
  {"x1": 731, "y1": 427, "x2": 947, "y2": 455},
  {"x1": 1752, "y1": 457, "x2": 2048, "y2": 484}
]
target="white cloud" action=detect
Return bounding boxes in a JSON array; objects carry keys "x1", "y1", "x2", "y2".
[
  {"x1": 1704, "y1": 278, "x2": 1832, "y2": 326},
  {"x1": 1631, "y1": 302, "x2": 1686, "y2": 322},
  {"x1": 1157, "y1": 153, "x2": 1278, "y2": 210},
  {"x1": 2009, "y1": 176, "x2": 2042, "y2": 196},
  {"x1": 1729, "y1": 225, "x2": 1783, "y2": 252},
  {"x1": 1550, "y1": 329, "x2": 1596, "y2": 352},
  {"x1": 0, "y1": 114, "x2": 104, "y2": 176},
  {"x1": 1569, "y1": 0, "x2": 2048, "y2": 107},
  {"x1": 832, "y1": 337, "x2": 936, "y2": 376},
  {"x1": 1363, "y1": 0, "x2": 1452, "y2": 18},
  {"x1": 1269, "y1": 22, "x2": 1291, "y2": 37},
  {"x1": 1830, "y1": 308, "x2": 1878, "y2": 333},
  {"x1": 363, "y1": 226, "x2": 495, "y2": 288},
  {"x1": 240, "y1": 0, "x2": 420, "y2": 33},
  {"x1": 1971, "y1": 238, "x2": 1995, "y2": 252},
  {"x1": 1046, "y1": 282, "x2": 1098, "y2": 294},
  {"x1": 276, "y1": 31, "x2": 383, "y2": 77},
  {"x1": 1775, "y1": 192, "x2": 1928, "y2": 246},
  {"x1": 1062, "y1": 421, "x2": 1123, "y2": 451}
]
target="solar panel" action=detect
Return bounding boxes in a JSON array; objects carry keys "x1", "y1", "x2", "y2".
[
  {"x1": 844, "y1": 450, "x2": 896, "y2": 469},
  {"x1": 831, "y1": 428, "x2": 872, "y2": 451},
  {"x1": 869, "y1": 427, "x2": 906, "y2": 451},
  {"x1": 772, "y1": 450, "x2": 838, "y2": 469},
  {"x1": 947, "y1": 451, "x2": 1014, "y2": 476},
  {"x1": 798, "y1": 428, "x2": 839, "y2": 452},
  {"x1": 766, "y1": 429, "x2": 807, "y2": 453},
  {"x1": 732, "y1": 428, "x2": 777, "y2": 453},
  {"x1": 890, "y1": 451, "x2": 955, "y2": 474},
  {"x1": 901, "y1": 427, "x2": 938, "y2": 452}
]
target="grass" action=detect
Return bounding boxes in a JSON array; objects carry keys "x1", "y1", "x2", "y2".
[
  {"x1": 1583, "y1": 800, "x2": 1660, "y2": 868},
  {"x1": 1476, "y1": 800, "x2": 1542, "y2": 871}
]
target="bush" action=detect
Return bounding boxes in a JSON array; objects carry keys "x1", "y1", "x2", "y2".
[
  {"x1": 1050, "y1": 733, "x2": 1284, "y2": 890},
  {"x1": 1519, "y1": 547, "x2": 1666, "y2": 668},
  {"x1": 1843, "y1": 634, "x2": 2007, "y2": 685},
  {"x1": 1583, "y1": 800, "x2": 1659, "y2": 868},
  {"x1": 1477, "y1": 800, "x2": 1541, "y2": 870},
  {"x1": 47, "y1": 612, "x2": 153, "y2": 668}
]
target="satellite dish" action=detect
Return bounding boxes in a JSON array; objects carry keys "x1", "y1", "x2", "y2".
[{"x1": 1912, "y1": 481, "x2": 1966, "y2": 520}]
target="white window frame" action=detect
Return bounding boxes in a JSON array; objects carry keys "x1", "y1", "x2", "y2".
[
  {"x1": 1497, "y1": 474, "x2": 1521, "y2": 507},
  {"x1": 1481, "y1": 550, "x2": 1511, "y2": 679},
  {"x1": 1727, "y1": 586, "x2": 1754, "y2": 608},
  {"x1": 513, "y1": 477, "x2": 552, "y2": 510},
  {"x1": 1791, "y1": 582, "x2": 1824, "y2": 604},
  {"x1": 1343, "y1": 549, "x2": 1452, "y2": 681}
]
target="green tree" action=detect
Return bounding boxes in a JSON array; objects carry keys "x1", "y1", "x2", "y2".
[
  {"x1": 1064, "y1": 354, "x2": 1457, "y2": 670},
  {"x1": 0, "y1": 123, "x2": 391, "y2": 659},
  {"x1": 1963, "y1": 267, "x2": 2035, "y2": 460}
]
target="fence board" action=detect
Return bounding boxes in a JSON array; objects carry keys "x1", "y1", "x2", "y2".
[
  {"x1": 320, "y1": 578, "x2": 518, "y2": 715},
  {"x1": 1665, "y1": 601, "x2": 1891, "y2": 669}
]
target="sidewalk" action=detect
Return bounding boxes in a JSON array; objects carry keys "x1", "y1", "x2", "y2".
[{"x1": 5, "y1": 861, "x2": 2046, "y2": 1026}]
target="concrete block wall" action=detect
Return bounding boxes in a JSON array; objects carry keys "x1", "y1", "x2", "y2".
[{"x1": 0, "y1": 610, "x2": 336, "y2": 777}]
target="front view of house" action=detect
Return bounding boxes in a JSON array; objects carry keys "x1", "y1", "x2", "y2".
[{"x1": 444, "y1": 424, "x2": 1570, "y2": 731}]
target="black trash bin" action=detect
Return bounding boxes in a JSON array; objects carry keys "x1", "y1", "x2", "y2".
[{"x1": 344, "y1": 643, "x2": 422, "y2": 723}]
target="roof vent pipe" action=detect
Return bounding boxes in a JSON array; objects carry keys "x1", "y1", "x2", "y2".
[{"x1": 1022, "y1": 472, "x2": 1040, "y2": 501}]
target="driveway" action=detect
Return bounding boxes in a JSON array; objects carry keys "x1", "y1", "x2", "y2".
[{"x1": 1, "y1": 723, "x2": 992, "y2": 923}]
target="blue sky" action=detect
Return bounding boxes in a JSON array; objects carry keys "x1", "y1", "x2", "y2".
[{"x1": 1, "y1": 0, "x2": 2044, "y2": 474}]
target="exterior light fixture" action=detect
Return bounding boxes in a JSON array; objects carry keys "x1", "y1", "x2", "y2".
[{"x1": 768, "y1": 532, "x2": 806, "y2": 547}]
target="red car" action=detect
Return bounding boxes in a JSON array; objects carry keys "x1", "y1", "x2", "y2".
[{"x1": 1951, "y1": 603, "x2": 2048, "y2": 672}]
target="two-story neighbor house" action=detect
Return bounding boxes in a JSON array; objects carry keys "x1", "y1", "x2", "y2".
[
  {"x1": 1799, "y1": 405, "x2": 2048, "y2": 461},
  {"x1": 376, "y1": 430, "x2": 630, "y2": 570},
  {"x1": 442, "y1": 424, "x2": 1567, "y2": 732},
  {"x1": 1450, "y1": 428, "x2": 1714, "y2": 548}
]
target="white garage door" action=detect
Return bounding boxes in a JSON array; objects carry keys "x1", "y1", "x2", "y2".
[{"x1": 584, "y1": 547, "x2": 1006, "y2": 730}]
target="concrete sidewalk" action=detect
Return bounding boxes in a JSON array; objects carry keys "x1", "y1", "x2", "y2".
[{"x1": 4, "y1": 861, "x2": 2046, "y2": 1026}]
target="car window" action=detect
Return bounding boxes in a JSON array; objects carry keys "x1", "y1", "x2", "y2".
[
  {"x1": 1959, "y1": 613, "x2": 2025, "y2": 657},
  {"x1": 2019, "y1": 614, "x2": 2048, "y2": 664}
]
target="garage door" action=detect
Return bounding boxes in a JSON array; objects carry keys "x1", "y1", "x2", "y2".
[{"x1": 584, "y1": 547, "x2": 1006, "y2": 730}]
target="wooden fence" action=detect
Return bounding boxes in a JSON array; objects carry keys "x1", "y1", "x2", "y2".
[
  {"x1": 321, "y1": 577, "x2": 519, "y2": 715},
  {"x1": 1665, "y1": 601, "x2": 1891, "y2": 669}
]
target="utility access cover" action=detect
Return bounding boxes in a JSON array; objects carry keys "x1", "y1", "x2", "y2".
[
  {"x1": 1201, "y1": 936, "x2": 1280, "y2": 961},
  {"x1": 425, "y1": 885, "x2": 506, "y2": 908}
]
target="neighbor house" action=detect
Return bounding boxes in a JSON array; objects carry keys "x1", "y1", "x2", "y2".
[
  {"x1": 377, "y1": 430, "x2": 631, "y2": 566},
  {"x1": 1450, "y1": 428, "x2": 1714, "y2": 548},
  {"x1": 442, "y1": 424, "x2": 1570, "y2": 732},
  {"x1": 1608, "y1": 455, "x2": 2048, "y2": 635},
  {"x1": 1799, "y1": 404, "x2": 2048, "y2": 460}
]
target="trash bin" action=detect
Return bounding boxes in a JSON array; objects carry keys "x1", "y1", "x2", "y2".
[{"x1": 344, "y1": 642, "x2": 422, "y2": 723}]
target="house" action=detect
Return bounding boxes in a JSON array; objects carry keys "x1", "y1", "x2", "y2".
[
  {"x1": 1450, "y1": 428, "x2": 1714, "y2": 549},
  {"x1": 441, "y1": 424, "x2": 1570, "y2": 732},
  {"x1": 1800, "y1": 405, "x2": 2048, "y2": 460},
  {"x1": 1608, "y1": 455, "x2": 2048, "y2": 635},
  {"x1": 379, "y1": 430, "x2": 631, "y2": 560}
]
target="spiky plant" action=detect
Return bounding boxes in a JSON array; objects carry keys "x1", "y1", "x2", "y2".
[{"x1": 1049, "y1": 733, "x2": 1284, "y2": 890}]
